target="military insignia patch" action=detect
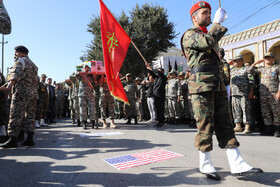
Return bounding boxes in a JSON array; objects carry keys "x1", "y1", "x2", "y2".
[{"x1": 199, "y1": 1, "x2": 205, "y2": 7}]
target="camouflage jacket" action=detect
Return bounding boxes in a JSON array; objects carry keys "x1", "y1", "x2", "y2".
[
  {"x1": 77, "y1": 74, "x2": 95, "y2": 97},
  {"x1": 166, "y1": 78, "x2": 182, "y2": 98},
  {"x1": 230, "y1": 66, "x2": 255, "y2": 96},
  {"x1": 123, "y1": 80, "x2": 139, "y2": 100},
  {"x1": 9, "y1": 56, "x2": 38, "y2": 97},
  {"x1": 38, "y1": 82, "x2": 48, "y2": 99},
  {"x1": 69, "y1": 75, "x2": 79, "y2": 98},
  {"x1": 0, "y1": 2, "x2": 11, "y2": 35},
  {"x1": 247, "y1": 65, "x2": 280, "y2": 96},
  {"x1": 100, "y1": 82, "x2": 110, "y2": 98},
  {"x1": 180, "y1": 79, "x2": 189, "y2": 100},
  {"x1": 181, "y1": 23, "x2": 227, "y2": 94}
]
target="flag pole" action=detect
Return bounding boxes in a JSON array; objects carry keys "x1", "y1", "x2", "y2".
[{"x1": 131, "y1": 40, "x2": 148, "y2": 64}]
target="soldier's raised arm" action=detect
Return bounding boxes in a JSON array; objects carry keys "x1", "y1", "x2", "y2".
[{"x1": 0, "y1": 0, "x2": 11, "y2": 35}]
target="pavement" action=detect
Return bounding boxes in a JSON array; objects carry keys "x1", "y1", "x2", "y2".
[{"x1": 0, "y1": 118, "x2": 279, "y2": 187}]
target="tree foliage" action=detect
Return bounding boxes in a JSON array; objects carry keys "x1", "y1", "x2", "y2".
[{"x1": 84, "y1": 3, "x2": 177, "y2": 77}]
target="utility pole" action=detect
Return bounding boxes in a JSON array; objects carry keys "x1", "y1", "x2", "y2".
[{"x1": 1, "y1": 34, "x2": 8, "y2": 75}]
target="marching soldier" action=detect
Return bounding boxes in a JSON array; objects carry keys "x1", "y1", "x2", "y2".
[
  {"x1": 181, "y1": 1, "x2": 262, "y2": 180},
  {"x1": 247, "y1": 52, "x2": 280, "y2": 137},
  {"x1": 76, "y1": 64, "x2": 97, "y2": 129},
  {"x1": 0, "y1": 46, "x2": 38, "y2": 148},
  {"x1": 69, "y1": 73, "x2": 80, "y2": 126},
  {"x1": 229, "y1": 55, "x2": 255, "y2": 133}
]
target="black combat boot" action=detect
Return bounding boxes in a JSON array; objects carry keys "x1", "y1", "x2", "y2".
[
  {"x1": 274, "y1": 126, "x2": 280, "y2": 137},
  {"x1": 0, "y1": 136, "x2": 17, "y2": 148},
  {"x1": 125, "y1": 118, "x2": 131, "y2": 124},
  {"x1": 134, "y1": 117, "x2": 138, "y2": 124},
  {"x1": 92, "y1": 120, "x2": 98, "y2": 129},
  {"x1": 22, "y1": 133, "x2": 35, "y2": 146},
  {"x1": 83, "y1": 121, "x2": 87, "y2": 129},
  {"x1": 72, "y1": 119, "x2": 76, "y2": 124},
  {"x1": 261, "y1": 125, "x2": 274, "y2": 136},
  {"x1": 17, "y1": 130, "x2": 25, "y2": 142},
  {"x1": 77, "y1": 120, "x2": 81, "y2": 127}
]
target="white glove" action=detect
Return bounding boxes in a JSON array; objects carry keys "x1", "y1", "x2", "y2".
[{"x1": 213, "y1": 8, "x2": 227, "y2": 24}]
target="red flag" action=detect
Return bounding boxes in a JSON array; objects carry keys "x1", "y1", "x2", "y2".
[{"x1": 99, "y1": 0, "x2": 131, "y2": 105}]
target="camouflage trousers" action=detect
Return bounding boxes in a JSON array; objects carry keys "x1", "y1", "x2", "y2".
[
  {"x1": 191, "y1": 91, "x2": 239, "y2": 152},
  {"x1": 100, "y1": 95, "x2": 115, "y2": 120},
  {"x1": 260, "y1": 95, "x2": 280, "y2": 126},
  {"x1": 35, "y1": 96, "x2": 49, "y2": 120},
  {"x1": 168, "y1": 97, "x2": 180, "y2": 119},
  {"x1": 231, "y1": 96, "x2": 252, "y2": 124},
  {"x1": 8, "y1": 93, "x2": 37, "y2": 136},
  {"x1": 124, "y1": 97, "x2": 136, "y2": 118},
  {"x1": 164, "y1": 99, "x2": 169, "y2": 119},
  {"x1": 79, "y1": 95, "x2": 95, "y2": 121},
  {"x1": 73, "y1": 96, "x2": 80, "y2": 120},
  {"x1": 95, "y1": 95, "x2": 100, "y2": 119},
  {"x1": 179, "y1": 97, "x2": 193, "y2": 119},
  {"x1": 55, "y1": 99, "x2": 64, "y2": 117},
  {"x1": 69, "y1": 99, "x2": 75, "y2": 119},
  {"x1": 115, "y1": 100, "x2": 124, "y2": 116},
  {"x1": 136, "y1": 100, "x2": 143, "y2": 120}
]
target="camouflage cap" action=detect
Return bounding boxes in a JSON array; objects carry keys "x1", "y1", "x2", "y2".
[
  {"x1": 126, "y1": 73, "x2": 131, "y2": 77},
  {"x1": 41, "y1": 74, "x2": 47, "y2": 78},
  {"x1": 135, "y1": 77, "x2": 142, "y2": 81},
  {"x1": 232, "y1": 55, "x2": 243, "y2": 61},
  {"x1": 169, "y1": 69, "x2": 178, "y2": 75},
  {"x1": 263, "y1": 52, "x2": 274, "y2": 58}
]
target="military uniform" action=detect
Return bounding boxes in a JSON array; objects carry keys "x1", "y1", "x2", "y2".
[
  {"x1": 247, "y1": 64, "x2": 280, "y2": 132},
  {"x1": 35, "y1": 80, "x2": 49, "y2": 121},
  {"x1": 179, "y1": 77, "x2": 194, "y2": 122},
  {"x1": 230, "y1": 66, "x2": 254, "y2": 125},
  {"x1": 123, "y1": 79, "x2": 139, "y2": 122},
  {"x1": 166, "y1": 77, "x2": 182, "y2": 123},
  {"x1": 7, "y1": 56, "x2": 38, "y2": 137},
  {"x1": 0, "y1": 2, "x2": 11, "y2": 35},
  {"x1": 99, "y1": 81, "x2": 115, "y2": 120},
  {"x1": 55, "y1": 86, "x2": 64, "y2": 118},
  {"x1": 69, "y1": 75, "x2": 80, "y2": 122},
  {"x1": 77, "y1": 73, "x2": 96, "y2": 122},
  {"x1": 181, "y1": 23, "x2": 239, "y2": 152},
  {"x1": 136, "y1": 83, "x2": 144, "y2": 121}
]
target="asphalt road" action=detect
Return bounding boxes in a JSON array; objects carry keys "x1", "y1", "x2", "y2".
[{"x1": 0, "y1": 118, "x2": 279, "y2": 187}]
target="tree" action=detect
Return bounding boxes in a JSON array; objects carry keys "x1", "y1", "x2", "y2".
[{"x1": 84, "y1": 3, "x2": 177, "y2": 77}]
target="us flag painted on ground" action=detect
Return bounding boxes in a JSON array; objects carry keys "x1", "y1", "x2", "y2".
[{"x1": 104, "y1": 149, "x2": 183, "y2": 170}]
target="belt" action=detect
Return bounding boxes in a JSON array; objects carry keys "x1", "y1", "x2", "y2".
[{"x1": 190, "y1": 65, "x2": 222, "y2": 74}]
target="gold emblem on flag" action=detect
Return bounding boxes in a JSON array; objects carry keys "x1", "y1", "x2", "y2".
[{"x1": 106, "y1": 32, "x2": 119, "y2": 53}]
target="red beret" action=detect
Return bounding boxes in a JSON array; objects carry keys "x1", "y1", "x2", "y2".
[{"x1": 190, "y1": 1, "x2": 211, "y2": 16}]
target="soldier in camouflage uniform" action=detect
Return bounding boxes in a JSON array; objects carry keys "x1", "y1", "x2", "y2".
[
  {"x1": 164, "y1": 79, "x2": 170, "y2": 123},
  {"x1": 135, "y1": 77, "x2": 144, "y2": 122},
  {"x1": 166, "y1": 69, "x2": 182, "y2": 124},
  {"x1": 98, "y1": 75, "x2": 117, "y2": 128},
  {"x1": 247, "y1": 52, "x2": 280, "y2": 137},
  {"x1": 0, "y1": 0, "x2": 11, "y2": 35},
  {"x1": 229, "y1": 55, "x2": 255, "y2": 134},
  {"x1": 76, "y1": 64, "x2": 96, "y2": 129},
  {"x1": 69, "y1": 73, "x2": 80, "y2": 126},
  {"x1": 55, "y1": 83, "x2": 64, "y2": 118},
  {"x1": 122, "y1": 73, "x2": 139, "y2": 124},
  {"x1": 0, "y1": 46, "x2": 38, "y2": 148},
  {"x1": 181, "y1": 1, "x2": 262, "y2": 180},
  {"x1": 35, "y1": 74, "x2": 49, "y2": 128}
]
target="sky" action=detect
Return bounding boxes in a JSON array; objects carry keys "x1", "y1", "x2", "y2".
[{"x1": 2, "y1": 0, "x2": 280, "y2": 83}]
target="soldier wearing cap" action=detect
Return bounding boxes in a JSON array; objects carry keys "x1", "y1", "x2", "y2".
[
  {"x1": 0, "y1": 0, "x2": 11, "y2": 35},
  {"x1": 181, "y1": 1, "x2": 262, "y2": 180},
  {"x1": 247, "y1": 52, "x2": 280, "y2": 137},
  {"x1": 122, "y1": 73, "x2": 139, "y2": 124},
  {"x1": 166, "y1": 69, "x2": 181, "y2": 124},
  {"x1": 0, "y1": 45, "x2": 38, "y2": 148},
  {"x1": 35, "y1": 74, "x2": 49, "y2": 128},
  {"x1": 228, "y1": 55, "x2": 255, "y2": 134}
]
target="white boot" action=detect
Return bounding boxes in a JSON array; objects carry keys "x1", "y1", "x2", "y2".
[
  {"x1": 40, "y1": 119, "x2": 48, "y2": 127},
  {"x1": 199, "y1": 151, "x2": 216, "y2": 173},
  {"x1": 35, "y1": 120, "x2": 41, "y2": 128},
  {"x1": 226, "y1": 148, "x2": 252, "y2": 174}
]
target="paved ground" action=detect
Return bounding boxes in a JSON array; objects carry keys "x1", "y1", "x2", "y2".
[{"x1": 0, "y1": 118, "x2": 279, "y2": 187}]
